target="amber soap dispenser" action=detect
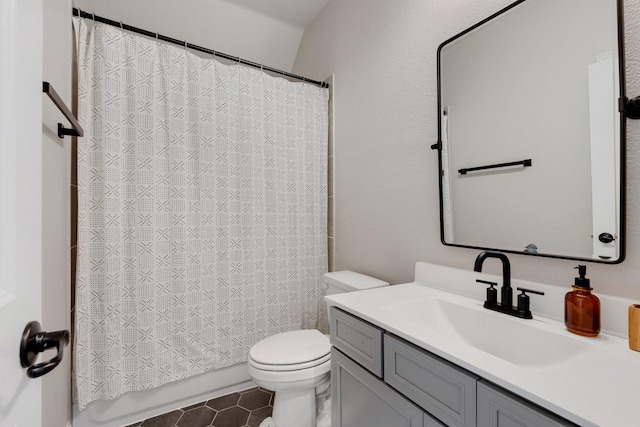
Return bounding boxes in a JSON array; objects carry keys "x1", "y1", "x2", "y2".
[{"x1": 564, "y1": 265, "x2": 600, "y2": 337}]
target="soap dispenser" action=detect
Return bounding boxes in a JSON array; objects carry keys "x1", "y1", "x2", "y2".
[{"x1": 564, "y1": 265, "x2": 600, "y2": 337}]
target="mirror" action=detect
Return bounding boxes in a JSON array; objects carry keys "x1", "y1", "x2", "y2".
[{"x1": 437, "y1": 0, "x2": 626, "y2": 263}]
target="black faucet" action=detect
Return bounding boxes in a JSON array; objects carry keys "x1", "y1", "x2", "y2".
[
  {"x1": 474, "y1": 250, "x2": 512, "y2": 308},
  {"x1": 473, "y1": 250, "x2": 544, "y2": 319}
]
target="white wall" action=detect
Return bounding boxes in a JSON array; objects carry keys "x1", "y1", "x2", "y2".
[
  {"x1": 72, "y1": 0, "x2": 305, "y2": 71},
  {"x1": 292, "y1": 0, "x2": 640, "y2": 299},
  {"x1": 42, "y1": 0, "x2": 73, "y2": 425}
]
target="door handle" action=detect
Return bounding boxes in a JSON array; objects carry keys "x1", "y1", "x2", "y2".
[
  {"x1": 598, "y1": 232, "x2": 616, "y2": 244},
  {"x1": 19, "y1": 321, "x2": 70, "y2": 378}
]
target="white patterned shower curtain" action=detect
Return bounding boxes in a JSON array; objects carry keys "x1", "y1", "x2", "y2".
[{"x1": 73, "y1": 18, "x2": 329, "y2": 409}]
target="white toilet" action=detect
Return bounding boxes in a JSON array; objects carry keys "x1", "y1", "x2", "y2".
[{"x1": 248, "y1": 271, "x2": 389, "y2": 427}]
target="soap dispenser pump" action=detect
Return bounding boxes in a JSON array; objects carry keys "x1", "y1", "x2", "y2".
[{"x1": 564, "y1": 265, "x2": 600, "y2": 337}]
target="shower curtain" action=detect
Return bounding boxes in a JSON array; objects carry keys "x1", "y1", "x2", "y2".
[{"x1": 73, "y1": 18, "x2": 329, "y2": 409}]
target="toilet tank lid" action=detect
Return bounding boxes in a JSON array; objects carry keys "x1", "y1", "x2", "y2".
[{"x1": 323, "y1": 271, "x2": 389, "y2": 291}]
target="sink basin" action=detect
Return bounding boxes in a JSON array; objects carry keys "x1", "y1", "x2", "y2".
[{"x1": 383, "y1": 295, "x2": 591, "y2": 367}]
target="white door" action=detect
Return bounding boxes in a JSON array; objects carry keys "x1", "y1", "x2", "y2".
[
  {"x1": 588, "y1": 56, "x2": 619, "y2": 261},
  {"x1": 0, "y1": 0, "x2": 45, "y2": 426}
]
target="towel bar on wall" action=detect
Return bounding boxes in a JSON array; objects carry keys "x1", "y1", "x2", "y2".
[
  {"x1": 42, "y1": 81, "x2": 83, "y2": 138},
  {"x1": 458, "y1": 159, "x2": 532, "y2": 175}
]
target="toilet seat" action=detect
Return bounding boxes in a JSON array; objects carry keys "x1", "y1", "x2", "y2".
[
  {"x1": 249, "y1": 352, "x2": 331, "y2": 372},
  {"x1": 248, "y1": 357, "x2": 331, "y2": 386},
  {"x1": 249, "y1": 329, "x2": 330, "y2": 368}
]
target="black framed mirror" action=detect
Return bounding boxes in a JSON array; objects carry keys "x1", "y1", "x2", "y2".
[{"x1": 436, "y1": 0, "x2": 630, "y2": 263}]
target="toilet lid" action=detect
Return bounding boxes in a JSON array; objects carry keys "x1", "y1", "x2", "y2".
[{"x1": 249, "y1": 329, "x2": 330, "y2": 366}]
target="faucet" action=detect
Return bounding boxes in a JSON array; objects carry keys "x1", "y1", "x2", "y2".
[
  {"x1": 473, "y1": 250, "x2": 544, "y2": 319},
  {"x1": 473, "y1": 250, "x2": 512, "y2": 309}
]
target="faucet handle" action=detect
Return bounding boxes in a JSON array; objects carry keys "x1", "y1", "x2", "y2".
[
  {"x1": 516, "y1": 287, "x2": 545, "y2": 296},
  {"x1": 477, "y1": 279, "x2": 497, "y2": 287},
  {"x1": 477, "y1": 279, "x2": 498, "y2": 306},
  {"x1": 516, "y1": 287, "x2": 545, "y2": 318}
]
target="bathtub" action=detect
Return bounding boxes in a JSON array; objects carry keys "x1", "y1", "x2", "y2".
[{"x1": 72, "y1": 363, "x2": 253, "y2": 427}]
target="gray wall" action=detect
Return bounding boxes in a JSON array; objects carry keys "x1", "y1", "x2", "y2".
[{"x1": 292, "y1": 0, "x2": 640, "y2": 299}]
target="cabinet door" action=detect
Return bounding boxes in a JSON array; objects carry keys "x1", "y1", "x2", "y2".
[
  {"x1": 425, "y1": 412, "x2": 447, "y2": 427},
  {"x1": 384, "y1": 334, "x2": 478, "y2": 427},
  {"x1": 477, "y1": 380, "x2": 578, "y2": 427},
  {"x1": 331, "y1": 348, "x2": 424, "y2": 427}
]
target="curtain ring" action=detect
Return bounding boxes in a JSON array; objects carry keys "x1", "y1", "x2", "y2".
[
  {"x1": 184, "y1": 40, "x2": 188, "y2": 52},
  {"x1": 119, "y1": 21, "x2": 124, "y2": 30},
  {"x1": 91, "y1": 13, "x2": 95, "y2": 21},
  {"x1": 155, "y1": 32, "x2": 159, "y2": 41}
]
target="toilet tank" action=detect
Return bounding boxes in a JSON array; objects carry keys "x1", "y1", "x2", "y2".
[{"x1": 323, "y1": 271, "x2": 389, "y2": 296}]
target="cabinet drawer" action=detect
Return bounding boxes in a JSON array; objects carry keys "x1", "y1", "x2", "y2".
[
  {"x1": 332, "y1": 348, "x2": 424, "y2": 427},
  {"x1": 477, "y1": 380, "x2": 578, "y2": 427},
  {"x1": 384, "y1": 334, "x2": 479, "y2": 427},
  {"x1": 330, "y1": 307, "x2": 384, "y2": 377}
]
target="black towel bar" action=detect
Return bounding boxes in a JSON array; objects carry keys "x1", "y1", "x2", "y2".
[
  {"x1": 43, "y1": 81, "x2": 83, "y2": 138},
  {"x1": 458, "y1": 159, "x2": 532, "y2": 175}
]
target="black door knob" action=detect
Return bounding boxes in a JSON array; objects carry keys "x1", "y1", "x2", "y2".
[
  {"x1": 598, "y1": 233, "x2": 615, "y2": 244},
  {"x1": 19, "y1": 321, "x2": 70, "y2": 378}
]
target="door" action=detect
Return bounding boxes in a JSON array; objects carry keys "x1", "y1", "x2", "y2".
[
  {"x1": 0, "y1": 0, "x2": 45, "y2": 426},
  {"x1": 331, "y1": 348, "x2": 424, "y2": 427},
  {"x1": 588, "y1": 56, "x2": 619, "y2": 260}
]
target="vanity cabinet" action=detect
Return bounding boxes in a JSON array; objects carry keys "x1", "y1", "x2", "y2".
[{"x1": 330, "y1": 306, "x2": 578, "y2": 427}]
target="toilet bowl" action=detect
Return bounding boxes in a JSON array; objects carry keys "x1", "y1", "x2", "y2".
[
  {"x1": 248, "y1": 271, "x2": 389, "y2": 427},
  {"x1": 248, "y1": 329, "x2": 331, "y2": 427}
]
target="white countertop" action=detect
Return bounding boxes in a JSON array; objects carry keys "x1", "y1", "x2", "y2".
[{"x1": 325, "y1": 262, "x2": 640, "y2": 427}]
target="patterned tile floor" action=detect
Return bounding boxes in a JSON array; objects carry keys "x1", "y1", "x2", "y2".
[{"x1": 125, "y1": 387, "x2": 274, "y2": 427}]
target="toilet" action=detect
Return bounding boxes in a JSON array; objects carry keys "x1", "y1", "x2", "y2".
[{"x1": 248, "y1": 271, "x2": 389, "y2": 427}]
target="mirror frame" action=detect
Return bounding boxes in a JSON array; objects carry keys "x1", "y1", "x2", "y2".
[{"x1": 435, "y1": 0, "x2": 628, "y2": 264}]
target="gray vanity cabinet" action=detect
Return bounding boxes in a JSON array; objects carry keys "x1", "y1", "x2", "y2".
[
  {"x1": 331, "y1": 348, "x2": 425, "y2": 427},
  {"x1": 329, "y1": 307, "x2": 576, "y2": 427},
  {"x1": 476, "y1": 381, "x2": 578, "y2": 427}
]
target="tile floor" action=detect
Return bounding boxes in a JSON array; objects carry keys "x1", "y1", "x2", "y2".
[{"x1": 125, "y1": 387, "x2": 274, "y2": 427}]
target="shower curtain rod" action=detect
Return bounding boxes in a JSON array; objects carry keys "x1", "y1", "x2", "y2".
[{"x1": 72, "y1": 8, "x2": 329, "y2": 89}]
